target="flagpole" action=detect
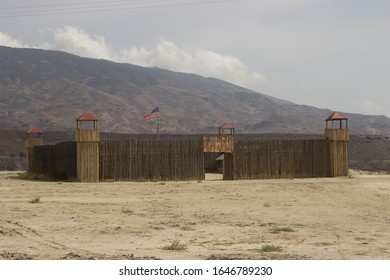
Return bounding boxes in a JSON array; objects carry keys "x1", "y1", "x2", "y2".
[{"x1": 157, "y1": 116, "x2": 160, "y2": 140}]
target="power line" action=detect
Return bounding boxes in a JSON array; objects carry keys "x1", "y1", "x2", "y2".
[
  {"x1": 1, "y1": 0, "x2": 167, "y2": 16},
  {"x1": 0, "y1": 0, "x2": 238, "y2": 18},
  {"x1": 1, "y1": 0, "x2": 167, "y2": 11}
]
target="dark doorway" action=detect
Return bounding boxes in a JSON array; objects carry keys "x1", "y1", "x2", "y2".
[{"x1": 204, "y1": 152, "x2": 233, "y2": 180}]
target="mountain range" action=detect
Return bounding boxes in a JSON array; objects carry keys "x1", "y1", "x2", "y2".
[{"x1": 1, "y1": 46, "x2": 390, "y2": 135}]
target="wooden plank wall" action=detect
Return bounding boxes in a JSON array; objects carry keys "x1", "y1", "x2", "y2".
[
  {"x1": 24, "y1": 138, "x2": 44, "y2": 174},
  {"x1": 99, "y1": 139, "x2": 205, "y2": 181},
  {"x1": 29, "y1": 141, "x2": 77, "y2": 179},
  {"x1": 234, "y1": 139, "x2": 332, "y2": 179},
  {"x1": 325, "y1": 129, "x2": 349, "y2": 141},
  {"x1": 223, "y1": 153, "x2": 234, "y2": 180},
  {"x1": 26, "y1": 136, "x2": 347, "y2": 181}
]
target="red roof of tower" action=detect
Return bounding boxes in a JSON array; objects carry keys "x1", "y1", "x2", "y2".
[
  {"x1": 326, "y1": 112, "x2": 348, "y2": 121},
  {"x1": 26, "y1": 126, "x2": 43, "y2": 134},
  {"x1": 77, "y1": 112, "x2": 98, "y2": 121},
  {"x1": 218, "y1": 123, "x2": 235, "y2": 130}
]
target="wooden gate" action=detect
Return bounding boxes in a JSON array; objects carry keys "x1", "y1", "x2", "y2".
[{"x1": 223, "y1": 153, "x2": 234, "y2": 180}]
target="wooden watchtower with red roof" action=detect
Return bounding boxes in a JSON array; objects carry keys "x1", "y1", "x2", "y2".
[
  {"x1": 203, "y1": 122, "x2": 235, "y2": 180},
  {"x1": 76, "y1": 112, "x2": 100, "y2": 182},
  {"x1": 218, "y1": 122, "x2": 235, "y2": 136},
  {"x1": 24, "y1": 126, "x2": 44, "y2": 174},
  {"x1": 325, "y1": 112, "x2": 349, "y2": 177}
]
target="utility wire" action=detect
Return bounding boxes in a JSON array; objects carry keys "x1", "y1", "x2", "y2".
[
  {"x1": 1, "y1": 0, "x2": 170, "y2": 11},
  {"x1": 1, "y1": 0, "x2": 171, "y2": 16},
  {"x1": 0, "y1": 0, "x2": 238, "y2": 18}
]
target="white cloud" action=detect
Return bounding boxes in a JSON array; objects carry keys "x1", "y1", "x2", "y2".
[
  {"x1": 0, "y1": 32, "x2": 26, "y2": 48},
  {"x1": 40, "y1": 26, "x2": 112, "y2": 60},
  {"x1": 119, "y1": 38, "x2": 266, "y2": 89}
]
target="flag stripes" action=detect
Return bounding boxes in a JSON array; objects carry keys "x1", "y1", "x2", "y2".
[{"x1": 144, "y1": 106, "x2": 160, "y2": 120}]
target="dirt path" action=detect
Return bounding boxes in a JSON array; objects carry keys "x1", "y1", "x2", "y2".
[{"x1": 0, "y1": 171, "x2": 389, "y2": 260}]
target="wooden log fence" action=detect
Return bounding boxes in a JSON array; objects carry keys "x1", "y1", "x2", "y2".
[
  {"x1": 234, "y1": 139, "x2": 332, "y2": 179},
  {"x1": 29, "y1": 141, "x2": 77, "y2": 179},
  {"x1": 26, "y1": 135, "x2": 348, "y2": 181},
  {"x1": 99, "y1": 139, "x2": 205, "y2": 181}
]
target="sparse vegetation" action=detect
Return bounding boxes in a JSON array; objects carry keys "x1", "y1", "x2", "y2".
[
  {"x1": 270, "y1": 227, "x2": 294, "y2": 234},
  {"x1": 161, "y1": 240, "x2": 187, "y2": 251},
  {"x1": 18, "y1": 172, "x2": 43, "y2": 180},
  {"x1": 264, "y1": 202, "x2": 271, "y2": 207},
  {"x1": 180, "y1": 226, "x2": 195, "y2": 231},
  {"x1": 121, "y1": 208, "x2": 134, "y2": 215},
  {"x1": 259, "y1": 244, "x2": 282, "y2": 252},
  {"x1": 29, "y1": 196, "x2": 41, "y2": 204}
]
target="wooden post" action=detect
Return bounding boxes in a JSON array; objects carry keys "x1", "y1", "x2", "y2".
[
  {"x1": 157, "y1": 117, "x2": 160, "y2": 140},
  {"x1": 223, "y1": 152, "x2": 234, "y2": 180}
]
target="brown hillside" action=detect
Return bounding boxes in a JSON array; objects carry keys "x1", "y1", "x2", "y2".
[{"x1": 1, "y1": 46, "x2": 390, "y2": 135}]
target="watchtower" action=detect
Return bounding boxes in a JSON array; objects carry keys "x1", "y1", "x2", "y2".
[
  {"x1": 76, "y1": 112, "x2": 99, "y2": 182},
  {"x1": 218, "y1": 122, "x2": 235, "y2": 135},
  {"x1": 24, "y1": 126, "x2": 43, "y2": 174},
  {"x1": 325, "y1": 112, "x2": 349, "y2": 177}
]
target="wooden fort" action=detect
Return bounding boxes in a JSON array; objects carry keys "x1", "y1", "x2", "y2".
[{"x1": 25, "y1": 112, "x2": 349, "y2": 182}]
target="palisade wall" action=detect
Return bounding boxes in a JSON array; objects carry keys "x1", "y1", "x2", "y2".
[
  {"x1": 26, "y1": 134, "x2": 348, "y2": 181},
  {"x1": 233, "y1": 139, "x2": 332, "y2": 179},
  {"x1": 99, "y1": 139, "x2": 205, "y2": 181},
  {"x1": 29, "y1": 141, "x2": 77, "y2": 179}
]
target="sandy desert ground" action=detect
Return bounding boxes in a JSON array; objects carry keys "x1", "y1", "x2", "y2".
[{"x1": 0, "y1": 171, "x2": 389, "y2": 260}]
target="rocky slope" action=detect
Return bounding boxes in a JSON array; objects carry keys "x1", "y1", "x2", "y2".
[{"x1": 1, "y1": 46, "x2": 390, "y2": 135}]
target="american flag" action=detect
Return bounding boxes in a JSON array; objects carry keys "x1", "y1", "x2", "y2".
[{"x1": 143, "y1": 106, "x2": 160, "y2": 120}]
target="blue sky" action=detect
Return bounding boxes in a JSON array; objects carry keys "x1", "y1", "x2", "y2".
[{"x1": 1, "y1": 0, "x2": 389, "y2": 117}]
